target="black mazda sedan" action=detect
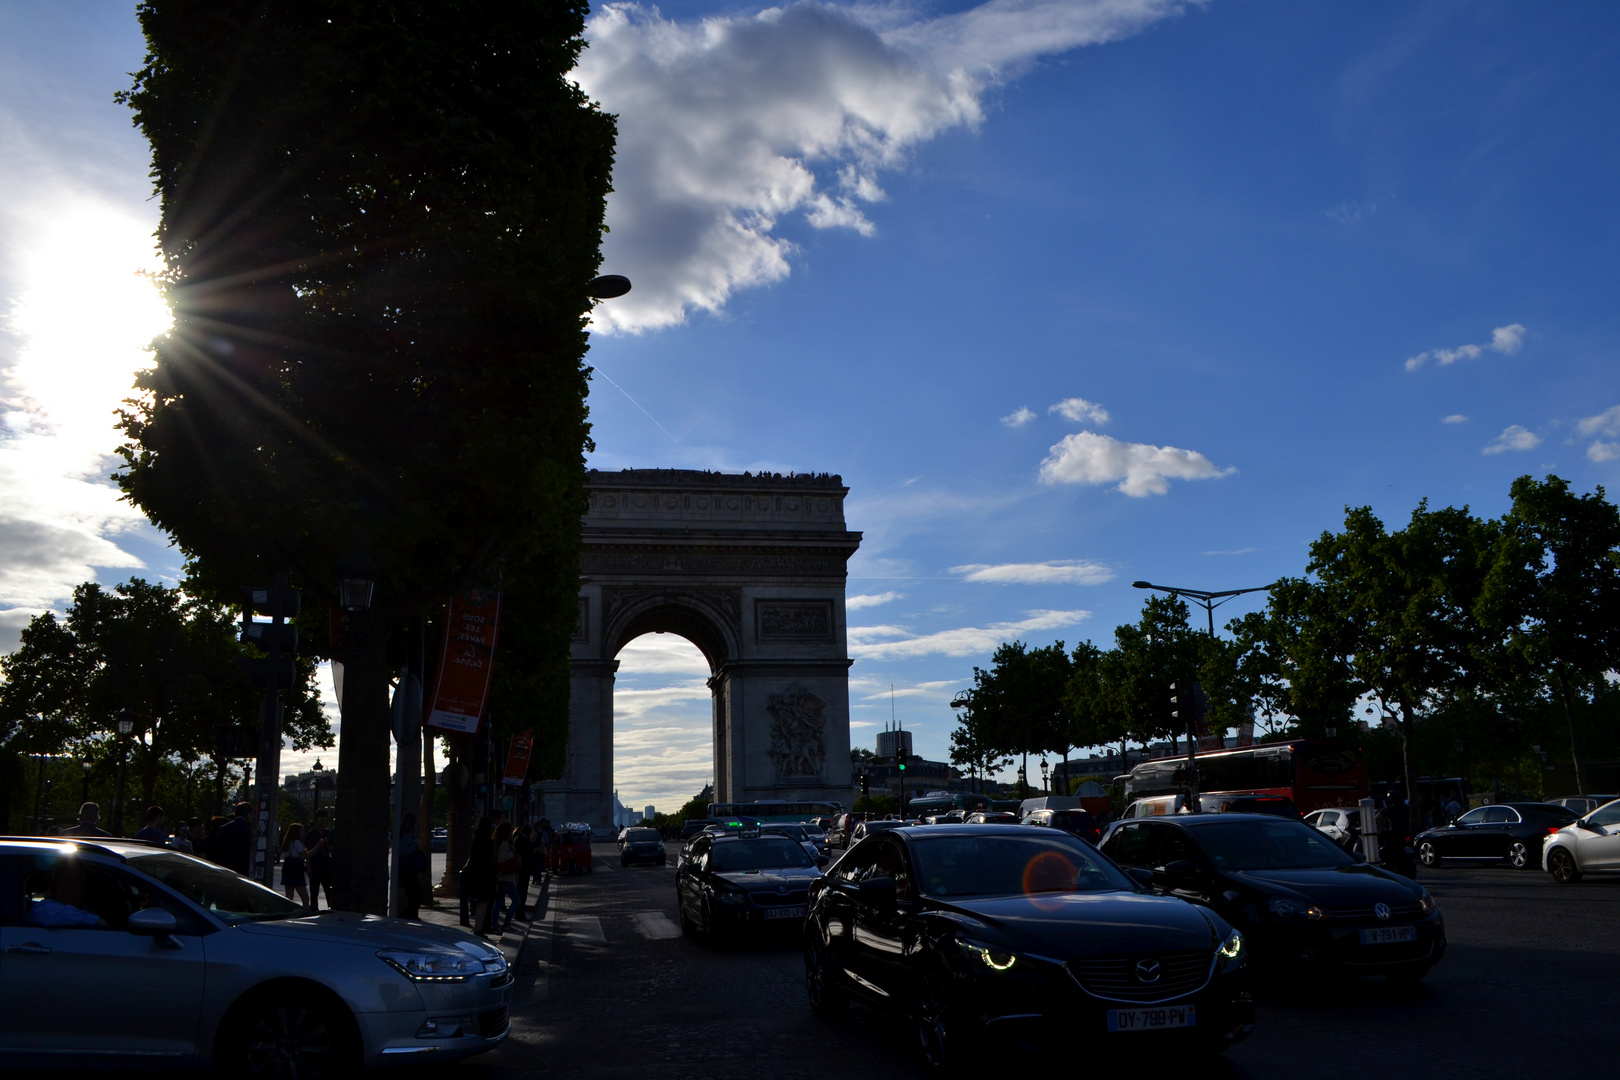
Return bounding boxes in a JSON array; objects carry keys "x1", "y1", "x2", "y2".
[
  {"x1": 1414, "y1": 802, "x2": 1577, "y2": 870},
  {"x1": 802, "y1": 825, "x2": 1253, "y2": 1067},
  {"x1": 1099, "y1": 814, "x2": 1443, "y2": 981}
]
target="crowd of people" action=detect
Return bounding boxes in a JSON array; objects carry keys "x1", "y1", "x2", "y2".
[{"x1": 457, "y1": 816, "x2": 557, "y2": 938}]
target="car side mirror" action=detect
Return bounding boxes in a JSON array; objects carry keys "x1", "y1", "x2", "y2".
[
  {"x1": 1126, "y1": 866, "x2": 1154, "y2": 887},
  {"x1": 1163, "y1": 859, "x2": 1199, "y2": 877},
  {"x1": 858, "y1": 875, "x2": 898, "y2": 911},
  {"x1": 1580, "y1": 819, "x2": 1604, "y2": 832},
  {"x1": 128, "y1": 908, "x2": 178, "y2": 939},
  {"x1": 816, "y1": 855, "x2": 830, "y2": 868}
]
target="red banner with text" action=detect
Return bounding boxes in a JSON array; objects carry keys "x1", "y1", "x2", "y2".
[
  {"x1": 502, "y1": 731, "x2": 535, "y2": 787},
  {"x1": 425, "y1": 590, "x2": 502, "y2": 734}
]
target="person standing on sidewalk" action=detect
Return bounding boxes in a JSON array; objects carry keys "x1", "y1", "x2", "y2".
[
  {"x1": 463, "y1": 816, "x2": 497, "y2": 938},
  {"x1": 214, "y1": 803, "x2": 252, "y2": 876},
  {"x1": 62, "y1": 802, "x2": 113, "y2": 838},
  {"x1": 513, "y1": 823, "x2": 535, "y2": 921},
  {"x1": 281, "y1": 823, "x2": 309, "y2": 907},
  {"x1": 493, "y1": 822, "x2": 520, "y2": 934},
  {"x1": 305, "y1": 811, "x2": 334, "y2": 910},
  {"x1": 132, "y1": 806, "x2": 167, "y2": 846}
]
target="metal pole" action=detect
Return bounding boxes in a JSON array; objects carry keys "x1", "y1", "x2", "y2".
[{"x1": 252, "y1": 572, "x2": 289, "y2": 889}]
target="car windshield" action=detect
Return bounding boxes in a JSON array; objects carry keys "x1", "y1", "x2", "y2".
[
  {"x1": 911, "y1": 835, "x2": 1135, "y2": 898},
  {"x1": 123, "y1": 850, "x2": 305, "y2": 925},
  {"x1": 765, "y1": 824, "x2": 807, "y2": 841},
  {"x1": 624, "y1": 829, "x2": 660, "y2": 842},
  {"x1": 709, "y1": 838, "x2": 814, "y2": 872},
  {"x1": 803, "y1": 824, "x2": 827, "y2": 837},
  {"x1": 1189, "y1": 820, "x2": 1354, "y2": 871}
]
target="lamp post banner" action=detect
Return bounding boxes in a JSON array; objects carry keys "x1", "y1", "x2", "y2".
[
  {"x1": 502, "y1": 731, "x2": 534, "y2": 787},
  {"x1": 425, "y1": 590, "x2": 502, "y2": 734}
]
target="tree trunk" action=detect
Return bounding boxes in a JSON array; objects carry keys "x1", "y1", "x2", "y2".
[
  {"x1": 419, "y1": 728, "x2": 436, "y2": 903},
  {"x1": 141, "y1": 730, "x2": 160, "y2": 809},
  {"x1": 1555, "y1": 668, "x2": 1587, "y2": 796},
  {"x1": 332, "y1": 621, "x2": 392, "y2": 914}
]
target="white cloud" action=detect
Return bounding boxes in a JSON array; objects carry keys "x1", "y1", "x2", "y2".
[
  {"x1": 1038, "y1": 431, "x2": 1232, "y2": 497},
  {"x1": 1405, "y1": 323, "x2": 1527, "y2": 372},
  {"x1": 849, "y1": 609, "x2": 1088, "y2": 660},
  {"x1": 949, "y1": 559, "x2": 1114, "y2": 586},
  {"x1": 1588, "y1": 441, "x2": 1620, "y2": 463},
  {"x1": 1001, "y1": 406, "x2": 1037, "y2": 428},
  {"x1": 847, "y1": 591, "x2": 904, "y2": 609},
  {"x1": 851, "y1": 677, "x2": 961, "y2": 701},
  {"x1": 1442, "y1": 414, "x2": 1469, "y2": 424},
  {"x1": 1049, "y1": 397, "x2": 1110, "y2": 424},
  {"x1": 577, "y1": 0, "x2": 1204, "y2": 332},
  {"x1": 1201, "y1": 548, "x2": 1257, "y2": 556},
  {"x1": 614, "y1": 632, "x2": 715, "y2": 675},
  {"x1": 1575, "y1": 405, "x2": 1620, "y2": 439},
  {"x1": 1482, "y1": 425, "x2": 1542, "y2": 455}
]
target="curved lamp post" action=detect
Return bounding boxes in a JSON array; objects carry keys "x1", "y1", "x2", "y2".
[{"x1": 1131, "y1": 580, "x2": 1277, "y2": 637}]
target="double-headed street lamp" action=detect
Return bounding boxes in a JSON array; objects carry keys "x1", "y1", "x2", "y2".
[{"x1": 1131, "y1": 580, "x2": 1277, "y2": 636}]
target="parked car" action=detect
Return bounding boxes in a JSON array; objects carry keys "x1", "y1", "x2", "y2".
[
  {"x1": 1414, "y1": 802, "x2": 1578, "y2": 870},
  {"x1": 430, "y1": 828, "x2": 448, "y2": 853},
  {"x1": 1304, "y1": 808, "x2": 1359, "y2": 848},
  {"x1": 1022, "y1": 807, "x2": 1100, "y2": 844},
  {"x1": 0, "y1": 838, "x2": 511, "y2": 1074},
  {"x1": 803, "y1": 824, "x2": 1253, "y2": 1066},
  {"x1": 618, "y1": 827, "x2": 667, "y2": 867},
  {"x1": 826, "y1": 813, "x2": 856, "y2": 850},
  {"x1": 1099, "y1": 814, "x2": 1443, "y2": 980},
  {"x1": 1543, "y1": 798, "x2": 1620, "y2": 883},
  {"x1": 675, "y1": 828, "x2": 823, "y2": 940},
  {"x1": 1545, "y1": 795, "x2": 1620, "y2": 817},
  {"x1": 848, "y1": 820, "x2": 909, "y2": 846}
]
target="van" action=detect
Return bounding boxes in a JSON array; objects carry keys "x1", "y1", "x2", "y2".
[
  {"x1": 1119, "y1": 794, "x2": 1196, "y2": 819},
  {"x1": 1018, "y1": 796, "x2": 1081, "y2": 819}
]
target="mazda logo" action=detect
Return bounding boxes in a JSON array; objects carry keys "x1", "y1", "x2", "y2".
[
  {"x1": 1135, "y1": 958, "x2": 1161, "y2": 983},
  {"x1": 1374, "y1": 902, "x2": 1390, "y2": 920}
]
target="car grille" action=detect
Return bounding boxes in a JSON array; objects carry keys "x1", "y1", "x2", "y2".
[
  {"x1": 488, "y1": 970, "x2": 514, "y2": 990},
  {"x1": 1329, "y1": 901, "x2": 1424, "y2": 922},
  {"x1": 479, "y1": 1008, "x2": 510, "y2": 1039},
  {"x1": 1065, "y1": 949, "x2": 1212, "y2": 1003},
  {"x1": 750, "y1": 889, "x2": 809, "y2": 907}
]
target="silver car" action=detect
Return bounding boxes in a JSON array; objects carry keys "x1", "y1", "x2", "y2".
[{"x1": 0, "y1": 838, "x2": 511, "y2": 1076}]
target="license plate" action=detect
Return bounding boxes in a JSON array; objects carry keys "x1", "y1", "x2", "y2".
[
  {"x1": 762, "y1": 905, "x2": 806, "y2": 920},
  {"x1": 1358, "y1": 925, "x2": 1417, "y2": 945},
  {"x1": 1107, "y1": 1005, "x2": 1196, "y2": 1033}
]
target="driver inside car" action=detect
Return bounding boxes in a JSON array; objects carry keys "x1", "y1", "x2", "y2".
[{"x1": 28, "y1": 859, "x2": 106, "y2": 928}]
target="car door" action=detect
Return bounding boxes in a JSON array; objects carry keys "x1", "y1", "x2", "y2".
[
  {"x1": 1473, "y1": 806, "x2": 1516, "y2": 858},
  {"x1": 820, "y1": 843, "x2": 879, "y2": 997},
  {"x1": 1574, "y1": 801, "x2": 1620, "y2": 870},
  {"x1": 848, "y1": 836, "x2": 913, "y2": 1002},
  {"x1": 1145, "y1": 823, "x2": 1215, "y2": 905},
  {"x1": 1100, "y1": 820, "x2": 1153, "y2": 870},
  {"x1": 677, "y1": 836, "x2": 711, "y2": 921},
  {"x1": 0, "y1": 852, "x2": 208, "y2": 1064},
  {"x1": 1443, "y1": 807, "x2": 1491, "y2": 857}
]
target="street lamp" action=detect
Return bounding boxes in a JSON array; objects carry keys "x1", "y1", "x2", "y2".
[
  {"x1": 1131, "y1": 580, "x2": 1277, "y2": 636},
  {"x1": 114, "y1": 708, "x2": 135, "y2": 836},
  {"x1": 1040, "y1": 758, "x2": 1050, "y2": 795},
  {"x1": 589, "y1": 274, "x2": 632, "y2": 299},
  {"x1": 338, "y1": 556, "x2": 379, "y2": 613},
  {"x1": 311, "y1": 758, "x2": 326, "y2": 816}
]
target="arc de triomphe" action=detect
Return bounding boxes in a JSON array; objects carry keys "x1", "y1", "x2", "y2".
[{"x1": 542, "y1": 469, "x2": 861, "y2": 827}]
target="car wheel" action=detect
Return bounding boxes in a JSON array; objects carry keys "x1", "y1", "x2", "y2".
[
  {"x1": 226, "y1": 993, "x2": 355, "y2": 1080},
  {"x1": 915, "y1": 957, "x2": 978, "y2": 1073},
  {"x1": 804, "y1": 934, "x2": 847, "y2": 1017},
  {"x1": 1549, "y1": 847, "x2": 1582, "y2": 884},
  {"x1": 1508, "y1": 841, "x2": 1533, "y2": 870},
  {"x1": 1417, "y1": 841, "x2": 1440, "y2": 868}
]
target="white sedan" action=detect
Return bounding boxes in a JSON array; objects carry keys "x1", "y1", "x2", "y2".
[{"x1": 1543, "y1": 799, "x2": 1620, "y2": 883}]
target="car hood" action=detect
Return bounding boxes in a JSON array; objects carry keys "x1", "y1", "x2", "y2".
[
  {"x1": 237, "y1": 911, "x2": 502, "y2": 955},
  {"x1": 716, "y1": 868, "x2": 821, "y2": 890},
  {"x1": 1228, "y1": 864, "x2": 1420, "y2": 903},
  {"x1": 929, "y1": 891, "x2": 1218, "y2": 958}
]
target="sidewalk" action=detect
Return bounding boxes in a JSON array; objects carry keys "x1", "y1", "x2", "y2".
[{"x1": 413, "y1": 872, "x2": 550, "y2": 968}]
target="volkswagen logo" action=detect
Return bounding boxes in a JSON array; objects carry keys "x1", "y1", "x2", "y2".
[
  {"x1": 1374, "y1": 902, "x2": 1391, "y2": 920},
  {"x1": 1134, "y1": 958, "x2": 1162, "y2": 983}
]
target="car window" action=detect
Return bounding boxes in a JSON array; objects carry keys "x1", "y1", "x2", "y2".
[
  {"x1": 708, "y1": 838, "x2": 813, "y2": 872},
  {"x1": 1188, "y1": 820, "x2": 1355, "y2": 871},
  {"x1": 830, "y1": 843, "x2": 878, "y2": 884},
  {"x1": 121, "y1": 850, "x2": 301, "y2": 925},
  {"x1": 1481, "y1": 807, "x2": 1514, "y2": 824},
  {"x1": 1101, "y1": 822, "x2": 1151, "y2": 866},
  {"x1": 1303, "y1": 812, "x2": 1322, "y2": 825},
  {"x1": 911, "y1": 834, "x2": 1134, "y2": 898},
  {"x1": 1456, "y1": 807, "x2": 1490, "y2": 826},
  {"x1": 870, "y1": 837, "x2": 912, "y2": 896},
  {"x1": 7, "y1": 851, "x2": 206, "y2": 931},
  {"x1": 1588, "y1": 801, "x2": 1620, "y2": 827},
  {"x1": 624, "y1": 829, "x2": 660, "y2": 842},
  {"x1": 1150, "y1": 824, "x2": 1197, "y2": 867}
]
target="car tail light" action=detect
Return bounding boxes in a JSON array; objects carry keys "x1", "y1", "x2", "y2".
[{"x1": 1547, "y1": 826, "x2": 1562, "y2": 835}]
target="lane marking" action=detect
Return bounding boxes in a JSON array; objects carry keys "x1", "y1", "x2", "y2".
[
  {"x1": 562, "y1": 915, "x2": 606, "y2": 945},
  {"x1": 632, "y1": 911, "x2": 681, "y2": 940}
]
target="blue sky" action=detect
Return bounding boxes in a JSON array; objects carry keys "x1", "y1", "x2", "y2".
[{"x1": 3, "y1": 2, "x2": 1618, "y2": 810}]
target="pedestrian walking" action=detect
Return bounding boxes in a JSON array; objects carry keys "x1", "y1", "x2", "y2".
[
  {"x1": 61, "y1": 801, "x2": 113, "y2": 838},
  {"x1": 462, "y1": 816, "x2": 497, "y2": 937},
  {"x1": 398, "y1": 813, "x2": 428, "y2": 919},
  {"x1": 213, "y1": 802, "x2": 253, "y2": 876},
  {"x1": 494, "y1": 822, "x2": 521, "y2": 933},
  {"x1": 281, "y1": 822, "x2": 310, "y2": 907},
  {"x1": 513, "y1": 823, "x2": 535, "y2": 920},
  {"x1": 132, "y1": 805, "x2": 167, "y2": 846},
  {"x1": 305, "y1": 811, "x2": 335, "y2": 910}
]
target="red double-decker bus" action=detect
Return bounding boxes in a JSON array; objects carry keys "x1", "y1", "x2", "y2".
[{"x1": 1119, "y1": 740, "x2": 1367, "y2": 816}]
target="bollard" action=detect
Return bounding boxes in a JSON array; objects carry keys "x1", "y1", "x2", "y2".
[{"x1": 1358, "y1": 797, "x2": 1381, "y2": 865}]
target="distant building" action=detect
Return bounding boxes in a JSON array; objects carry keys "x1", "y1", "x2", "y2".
[
  {"x1": 876, "y1": 722, "x2": 913, "y2": 763},
  {"x1": 644, "y1": 805, "x2": 656, "y2": 821}
]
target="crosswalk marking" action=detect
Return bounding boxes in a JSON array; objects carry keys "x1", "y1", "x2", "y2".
[
  {"x1": 562, "y1": 916, "x2": 606, "y2": 944},
  {"x1": 632, "y1": 911, "x2": 681, "y2": 940}
]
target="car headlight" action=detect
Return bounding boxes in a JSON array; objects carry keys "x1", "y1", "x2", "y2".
[
  {"x1": 956, "y1": 938, "x2": 1019, "y2": 972},
  {"x1": 1418, "y1": 889, "x2": 1436, "y2": 915},
  {"x1": 1217, "y1": 928, "x2": 1245, "y2": 970},
  {"x1": 711, "y1": 886, "x2": 749, "y2": 906},
  {"x1": 1266, "y1": 897, "x2": 1327, "y2": 921},
  {"x1": 378, "y1": 948, "x2": 490, "y2": 982}
]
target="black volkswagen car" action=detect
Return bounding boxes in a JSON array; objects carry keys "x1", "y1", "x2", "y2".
[
  {"x1": 618, "y1": 827, "x2": 667, "y2": 867},
  {"x1": 803, "y1": 825, "x2": 1253, "y2": 1067},
  {"x1": 1099, "y1": 814, "x2": 1443, "y2": 981},
  {"x1": 676, "y1": 828, "x2": 824, "y2": 940},
  {"x1": 1414, "y1": 801, "x2": 1578, "y2": 870}
]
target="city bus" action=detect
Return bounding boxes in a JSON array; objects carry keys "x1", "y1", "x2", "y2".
[
  {"x1": 904, "y1": 791, "x2": 991, "y2": 819},
  {"x1": 1118, "y1": 740, "x2": 1367, "y2": 816},
  {"x1": 706, "y1": 800, "x2": 843, "y2": 825}
]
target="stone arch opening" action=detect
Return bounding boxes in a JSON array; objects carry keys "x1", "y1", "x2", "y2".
[{"x1": 544, "y1": 469, "x2": 861, "y2": 830}]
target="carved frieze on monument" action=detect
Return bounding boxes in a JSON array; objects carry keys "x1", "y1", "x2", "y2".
[
  {"x1": 602, "y1": 586, "x2": 742, "y2": 627},
  {"x1": 755, "y1": 599, "x2": 834, "y2": 642},
  {"x1": 766, "y1": 682, "x2": 827, "y2": 781}
]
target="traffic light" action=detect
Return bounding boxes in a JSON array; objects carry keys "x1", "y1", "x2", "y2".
[
  {"x1": 1170, "y1": 681, "x2": 1180, "y2": 721},
  {"x1": 860, "y1": 773, "x2": 870, "y2": 797},
  {"x1": 239, "y1": 582, "x2": 301, "y2": 690},
  {"x1": 897, "y1": 760, "x2": 906, "y2": 772}
]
